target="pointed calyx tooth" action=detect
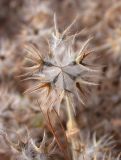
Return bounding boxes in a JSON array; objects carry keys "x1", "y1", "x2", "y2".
[
  {"x1": 54, "y1": 13, "x2": 60, "y2": 39},
  {"x1": 75, "y1": 38, "x2": 93, "y2": 64},
  {"x1": 24, "y1": 43, "x2": 44, "y2": 63},
  {"x1": 75, "y1": 53, "x2": 85, "y2": 64}
]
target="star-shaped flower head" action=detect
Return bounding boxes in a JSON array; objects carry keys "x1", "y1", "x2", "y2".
[{"x1": 23, "y1": 15, "x2": 100, "y2": 112}]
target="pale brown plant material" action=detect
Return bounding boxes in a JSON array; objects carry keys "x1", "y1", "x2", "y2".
[
  {"x1": 0, "y1": 0, "x2": 121, "y2": 160},
  {"x1": 23, "y1": 16, "x2": 101, "y2": 113}
]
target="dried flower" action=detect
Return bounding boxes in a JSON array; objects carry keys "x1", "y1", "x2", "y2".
[
  {"x1": 0, "y1": 129, "x2": 58, "y2": 160},
  {"x1": 23, "y1": 16, "x2": 100, "y2": 112},
  {"x1": 78, "y1": 133, "x2": 115, "y2": 160}
]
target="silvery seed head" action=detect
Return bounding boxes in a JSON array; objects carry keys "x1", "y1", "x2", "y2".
[{"x1": 23, "y1": 16, "x2": 101, "y2": 112}]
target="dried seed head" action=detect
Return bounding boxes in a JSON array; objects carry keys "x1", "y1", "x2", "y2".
[
  {"x1": 23, "y1": 16, "x2": 101, "y2": 112},
  {"x1": 78, "y1": 133, "x2": 116, "y2": 160},
  {"x1": 0, "y1": 129, "x2": 57, "y2": 160}
]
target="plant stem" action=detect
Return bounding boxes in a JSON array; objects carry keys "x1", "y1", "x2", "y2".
[{"x1": 65, "y1": 93, "x2": 80, "y2": 160}]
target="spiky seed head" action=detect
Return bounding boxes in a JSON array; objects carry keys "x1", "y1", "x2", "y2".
[
  {"x1": 23, "y1": 16, "x2": 101, "y2": 112},
  {"x1": 0, "y1": 129, "x2": 57, "y2": 160},
  {"x1": 78, "y1": 133, "x2": 115, "y2": 160}
]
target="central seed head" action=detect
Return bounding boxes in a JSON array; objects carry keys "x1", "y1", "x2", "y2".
[{"x1": 23, "y1": 16, "x2": 100, "y2": 111}]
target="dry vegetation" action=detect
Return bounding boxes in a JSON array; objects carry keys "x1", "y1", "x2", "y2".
[{"x1": 0, "y1": 0, "x2": 121, "y2": 159}]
